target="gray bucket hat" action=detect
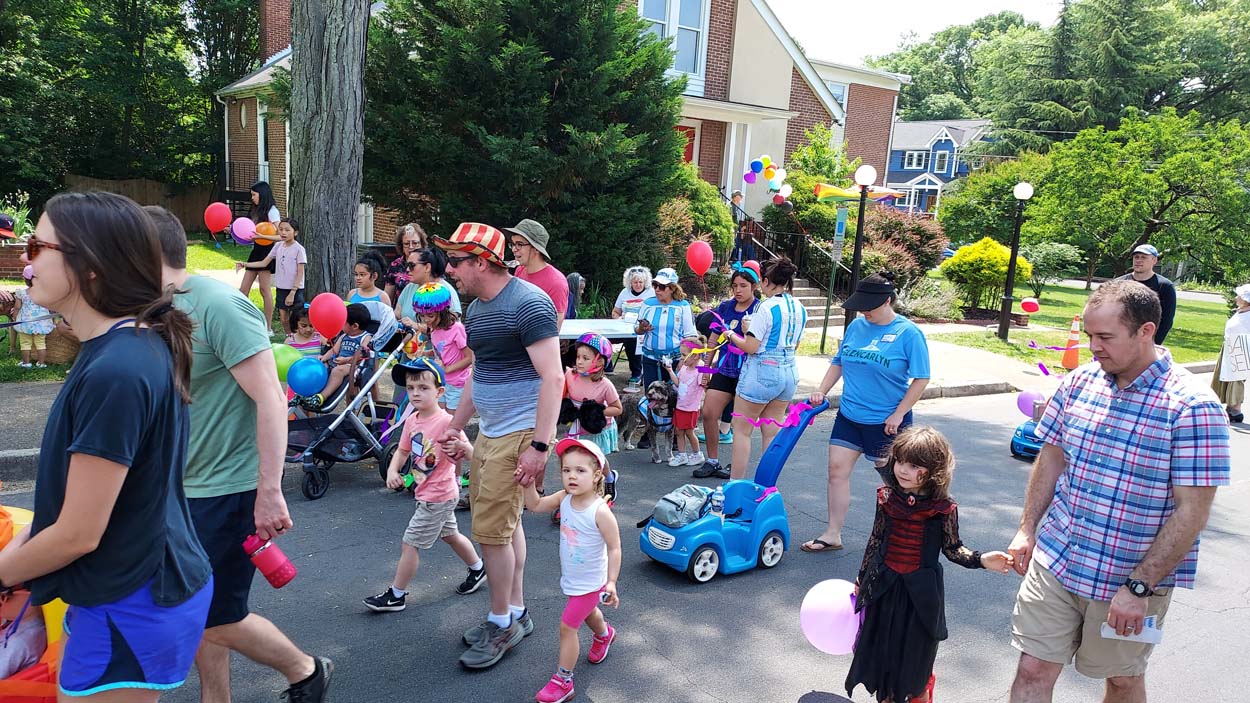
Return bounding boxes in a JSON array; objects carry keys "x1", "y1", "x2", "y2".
[{"x1": 503, "y1": 219, "x2": 551, "y2": 260}]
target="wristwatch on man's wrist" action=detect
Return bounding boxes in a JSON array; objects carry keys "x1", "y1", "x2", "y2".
[
  {"x1": 1125, "y1": 578, "x2": 1154, "y2": 597},
  {"x1": 530, "y1": 440, "x2": 550, "y2": 453}
]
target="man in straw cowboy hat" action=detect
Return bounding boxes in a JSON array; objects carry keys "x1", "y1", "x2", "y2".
[{"x1": 434, "y1": 222, "x2": 564, "y2": 670}]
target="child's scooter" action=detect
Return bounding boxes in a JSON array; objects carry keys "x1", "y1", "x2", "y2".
[{"x1": 639, "y1": 399, "x2": 830, "y2": 583}]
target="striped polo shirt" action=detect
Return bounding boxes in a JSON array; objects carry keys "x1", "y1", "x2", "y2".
[{"x1": 748, "y1": 293, "x2": 806, "y2": 352}]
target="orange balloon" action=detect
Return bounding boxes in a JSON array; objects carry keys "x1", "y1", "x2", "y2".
[
  {"x1": 256, "y1": 222, "x2": 277, "y2": 237},
  {"x1": 763, "y1": 167, "x2": 777, "y2": 180}
]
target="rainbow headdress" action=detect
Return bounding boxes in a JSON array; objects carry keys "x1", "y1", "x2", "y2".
[{"x1": 412, "y1": 283, "x2": 452, "y2": 314}]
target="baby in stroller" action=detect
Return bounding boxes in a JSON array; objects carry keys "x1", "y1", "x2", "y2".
[{"x1": 308, "y1": 300, "x2": 399, "y2": 411}]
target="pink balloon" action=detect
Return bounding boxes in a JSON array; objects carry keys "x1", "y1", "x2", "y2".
[
  {"x1": 1017, "y1": 389, "x2": 1045, "y2": 417},
  {"x1": 799, "y1": 579, "x2": 861, "y2": 655},
  {"x1": 772, "y1": 193, "x2": 785, "y2": 205},
  {"x1": 743, "y1": 171, "x2": 758, "y2": 184},
  {"x1": 685, "y1": 240, "x2": 713, "y2": 276},
  {"x1": 1021, "y1": 297, "x2": 1040, "y2": 313},
  {"x1": 231, "y1": 217, "x2": 256, "y2": 244}
]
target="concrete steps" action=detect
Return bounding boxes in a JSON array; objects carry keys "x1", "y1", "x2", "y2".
[{"x1": 792, "y1": 278, "x2": 842, "y2": 328}]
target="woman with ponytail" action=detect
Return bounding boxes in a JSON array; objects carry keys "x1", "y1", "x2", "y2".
[{"x1": 0, "y1": 191, "x2": 212, "y2": 700}]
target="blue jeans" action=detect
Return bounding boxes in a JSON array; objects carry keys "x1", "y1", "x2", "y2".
[
  {"x1": 736, "y1": 349, "x2": 797, "y2": 404},
  {"x1": 641, "y1": 353, "x2": 680, "y2": 392}
]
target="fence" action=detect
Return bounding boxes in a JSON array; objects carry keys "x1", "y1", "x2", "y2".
[{"x1": 65, "y1": 175, "x2": 214, "y2": 234}]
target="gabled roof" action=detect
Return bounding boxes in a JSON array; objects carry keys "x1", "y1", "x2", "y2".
[
  {"x1": 751, "y1": 0, "x2": 846, "y2": 126},
  {"x1": 216, "y1": 47, "x2": 291, "y2": 97},
  {"x1": 890, "y1": 119, "x2": 990, "y2": 151},
  {"x1": 894, "y1": 172, "x2": 949, "y2": 187}
]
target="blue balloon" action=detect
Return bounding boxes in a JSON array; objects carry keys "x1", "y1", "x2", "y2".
[
  {"x1": 749, "y1": 159, "x2": 764, "y2": 174},
  {"x1": 287, "y1": 357, "x2": 329, "y2": 397}
]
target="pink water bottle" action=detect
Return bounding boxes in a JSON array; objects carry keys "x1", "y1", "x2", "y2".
[{"x1": 242, "y1": 534, "x2": 298, "y2": 588}]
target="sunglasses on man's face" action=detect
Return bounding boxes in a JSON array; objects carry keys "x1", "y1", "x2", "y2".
[
  {"x1": 446, "y1": 254, "x2": 475, "y2": 267},
  {"x1": 25, "y1": 236, "x2": 66, "y2": 261}
]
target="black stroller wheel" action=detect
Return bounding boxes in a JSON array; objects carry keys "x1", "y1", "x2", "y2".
[
  {"x1": 312, "y1": 456, "x2": 336, "y2": 471},
  {"x1": 378, "y1": 440, "x2": 414, "y2": 484},
  {"x1": 302, "y1": 468, "x2": 330, "y2": 500}
]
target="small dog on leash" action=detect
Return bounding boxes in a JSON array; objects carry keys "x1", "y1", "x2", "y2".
[{"x1": 621, "y1": 381, "x2": 675, "y2": 463}]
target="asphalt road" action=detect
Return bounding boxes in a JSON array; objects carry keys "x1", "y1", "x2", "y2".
[{"x1": 3, "y1": 392, "x2": 1246, "y2": 702}]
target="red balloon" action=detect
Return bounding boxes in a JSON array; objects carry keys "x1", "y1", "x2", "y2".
[
  {"x1": 772, "y1": 194, "x2": 785, "y2": 205},
  {"x1": 204, "y1": 202, "x2": 232, "y2": 232},
  {"x1": 309, "y1": 293, "x2": 348, "y2": 339},
  {"x1": 1021, "y1": 298, "x2": 1041, "y2": 313},
  {"x1": 685, "y1": 241, "x2": 713, "y2": 276}
]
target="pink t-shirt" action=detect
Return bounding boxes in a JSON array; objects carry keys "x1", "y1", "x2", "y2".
[
  {"x1": 517, "y1": 264, "x2": 569, "y2": 317},
  {"x1": 273, "y1": 241, "x2": 307, "y2": 290},
  {"x1": 430, "y1": 321, "x2": 470, "y2": 388},
  {"x1": 398, "y1": 409, "x2": 464, "y2": 502},
  {"x1": 564, "y1": 371, "x2": 620, "y2": 431},
  {"x1": 676, "y1": 365, "x2": 705, "y2": 412}
]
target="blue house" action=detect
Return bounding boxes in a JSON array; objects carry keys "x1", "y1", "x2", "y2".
[{"x1": 883, "y1": 119, "x2": 991, "y2": 216}]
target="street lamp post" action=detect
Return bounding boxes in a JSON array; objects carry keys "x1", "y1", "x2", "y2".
[
  {"x1": 997, "y1": 181, "x2": 1034, "y2": 340},
  {"x1": 844, "y1": 164, "x2": 877, "y2": 331}
]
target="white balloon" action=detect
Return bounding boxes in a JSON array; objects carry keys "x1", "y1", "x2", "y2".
[
  {"x1": 774, "y1": 168, "x2": 787, "y2": 182},
  {"x1": 779, "y1": 184, "x2": 793, "y2": 198}
]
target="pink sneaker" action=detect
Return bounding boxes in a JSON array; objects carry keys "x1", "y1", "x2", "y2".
[
  {"x1": 535, "y1": 673, "x2": 575, "y2": 703},
  {"x1": 587, "y1": 623, "x2": 615, "y2": 664}
]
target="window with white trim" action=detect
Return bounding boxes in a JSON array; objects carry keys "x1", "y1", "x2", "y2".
[
  {"x1": 823, "y1": 80, "x2": 848, "y2": 109},
  {"x1": 640, "y1": 0, "x2": 709, "y2": 96},
  {"x1": 932, "y1": 151, "x2": 949, "y2": 174},
  {"x1": 903, "y1": 151, "x2": 926, "y2": 169},
  {"x1": 897, "y1": 189, "x2": 913, "y2": 208}
]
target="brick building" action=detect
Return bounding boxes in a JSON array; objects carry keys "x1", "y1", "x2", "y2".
[{"x1": 218, "y1": 0, "x2": 906, "y2": 234}]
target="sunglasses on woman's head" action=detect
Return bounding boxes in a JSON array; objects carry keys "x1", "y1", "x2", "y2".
[{"x1": 25, "y1": 236, "x2": 66, "y2": 260}]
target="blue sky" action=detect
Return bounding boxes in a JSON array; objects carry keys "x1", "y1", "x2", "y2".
[{"x1": 767, "y1": 0, "x2": 1063, "y2": 67}]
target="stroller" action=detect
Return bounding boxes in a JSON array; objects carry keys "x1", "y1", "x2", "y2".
[
  {"x1": 0, "y1": 506, "x2": 68, "y2": 703},
  {"x1": 285, "y1": 301, "x2": 415, "y2": 500}
]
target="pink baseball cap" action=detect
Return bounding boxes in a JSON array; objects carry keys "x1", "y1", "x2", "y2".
[{"x1": 555, "y1": 437, "x2": 607, "y2": 472}]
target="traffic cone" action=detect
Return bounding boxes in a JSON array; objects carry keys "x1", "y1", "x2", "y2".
[{"x1": 1061, "y1": 315, "x2": 1082, "y2": 370}]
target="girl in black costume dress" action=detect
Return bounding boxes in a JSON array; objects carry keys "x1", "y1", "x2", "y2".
[{"x1": 847, "y1": 426, "x2": 1014, "y2": 702}]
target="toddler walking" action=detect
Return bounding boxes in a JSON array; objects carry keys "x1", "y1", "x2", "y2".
[
  {"x1": 561, "y1": 333, "x2": 623, "y2": 455},
  {"x1": 363, "y1": 358, "x2": 487, "y2": 612},
  {"x1": 13, "y1": 266, "x2": 54, "y2": 368},
  {"x1": 662, "y1": 338, "x2": 706, "y2": 467},
  {"x1": 846, "y1": 425, "x2": 1013, "y2": 703},
  {"x1": 523, "y1": 439, "x2": 622, "y2": 703}
]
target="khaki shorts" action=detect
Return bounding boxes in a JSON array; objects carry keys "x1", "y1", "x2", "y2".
[
  {"x1": 469, "y1": 429, "x2": 532, "y2": 545},
  {"x1": 17, "y1": 332, "x2": 46, "y2": 351},
  {"x1": 401, "y1": 499, "x2": 460, "y2": 550},
  {"x1": 1011, "y1": 559, "x2": 1172, "y2": 679}
]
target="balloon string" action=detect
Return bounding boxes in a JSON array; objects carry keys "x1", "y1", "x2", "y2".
[
  {"x1": 1028, "y1": 340, "x2": 1090, "y2": 351},
  {"x1": 732, "y1": 401, "x2": 814, "y2": 429}
]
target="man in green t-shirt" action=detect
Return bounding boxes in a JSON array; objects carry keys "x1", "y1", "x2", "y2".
[{"x1": 148, "y1": 207, "x2": 332, "y2": 703}]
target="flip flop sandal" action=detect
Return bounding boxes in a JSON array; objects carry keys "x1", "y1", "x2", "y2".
[{"x1": 800, "y1": 538, "x2": 843, "y2": 553}]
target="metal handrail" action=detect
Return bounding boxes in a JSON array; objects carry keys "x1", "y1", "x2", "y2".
[{"x1": 716, "y1": 187, "x2": 851, "y2": 290}]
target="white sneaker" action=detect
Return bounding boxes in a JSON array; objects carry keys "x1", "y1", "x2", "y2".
[
  {"x1": 17, "y1": 362, "x2": 32, "y2": 368},
  {"x1": 668, "y1": 453, "x2": 688, "y2": 467},
  {"x1": 34, "y1": 362, "x2": 47, "y2": 368},
  {"x1": 686, "y1": 451, "x2": 705, "y2": 466}
]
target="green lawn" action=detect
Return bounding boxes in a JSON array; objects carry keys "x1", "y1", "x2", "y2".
[
  {"x1": 929, "y1": 281, "x2": 1228, "y2": 365},
  {"x1": 186, "y1": 241, "x2": 250, "y2": 273}
]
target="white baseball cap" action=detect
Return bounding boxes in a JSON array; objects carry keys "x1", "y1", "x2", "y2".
[{"x1": 652, "y1": 268, "x2": 679, "y2": 286}]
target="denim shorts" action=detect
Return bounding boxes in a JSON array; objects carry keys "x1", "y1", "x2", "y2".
[
  {"x1": 829, "y1": 411, "x2": 914, "y2": 463},
  {"x1": 736, "y1": 352, "x2": 797, "y2": 405},
  {"x1": 442, "y1": 383, "x2": 463, "y2": 410}
]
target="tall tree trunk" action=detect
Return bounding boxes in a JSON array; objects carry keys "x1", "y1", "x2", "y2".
[
  {"x1": 289, "y1": 0, "x2": 369, "y2": 295},
  {"x1": 1085, "y1": 253, "x2": 1097, "y2": 290}
]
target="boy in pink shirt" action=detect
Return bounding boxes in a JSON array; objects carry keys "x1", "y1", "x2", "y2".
[{"x1": 364, "y1": 358, "x2": 486, "y2": 612}]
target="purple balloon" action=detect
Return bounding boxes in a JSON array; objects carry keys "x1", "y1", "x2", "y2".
[
  {"x1": 1017, "y1": 389, "x2": 1046, "y2": 417},
  {"x1": 231, "y1": 217, "x2": 256, "y2": 244},
  {"x1": 743, "y1": 171, "x2": 758, "y2": 184},
  {"x1": 800, "y1": 579, "x2": 861, "y2": 655}
]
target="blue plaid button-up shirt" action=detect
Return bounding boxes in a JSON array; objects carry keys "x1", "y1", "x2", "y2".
[{"x1": 1035, "y1": 350, "x2": 1230, "y2": 601}]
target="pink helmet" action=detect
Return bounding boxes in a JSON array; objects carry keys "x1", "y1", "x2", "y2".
[{"x1": 575, "y1": 332, "x2": 613, "y2": 360}]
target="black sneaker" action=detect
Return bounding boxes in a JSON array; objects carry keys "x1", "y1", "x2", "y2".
[
  {"x1": 281, "y1": 656, "x2": 333, "y2": 702},
  {"x1": 713, "y1": 464, "x2": 732, "y2": 479},
  {"x1": 603, "y1": 470, "x2": 619, "y2": 506},
  {"x1": 363, "y1": 589, "x2": 406, "y2": 612},
  {"x1": 692, "y1": 460, "x2": 720, "y2": 479},
  {"x1": 457, "y1": 567, "x2": 487, "y2": 595}
]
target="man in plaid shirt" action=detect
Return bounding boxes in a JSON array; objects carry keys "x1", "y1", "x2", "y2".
[{"x1": 1007, "y1": 280, "x2": 1230, "y2": 702}]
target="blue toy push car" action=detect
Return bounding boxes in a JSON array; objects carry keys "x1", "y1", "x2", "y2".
[
  {"x1": 639, "y1": 400, "x2": 830, "y2": 583},
  {"x1": 1010, "y1": 395, "x2": 1048, "y2": 459}
]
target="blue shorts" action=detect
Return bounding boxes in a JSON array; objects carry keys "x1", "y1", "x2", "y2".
[
  {"x1": 829, "y1": 411, "x2": 913, "y2": 463},
  {"x1": 442, "y1": 383, "x2": 463, "y2": 410},
  {"x1": 736, "y1": 353, "x2": 797, "y2": 405},
  {"x1": 61, "y1": 577, "x2": 212, "y2": 696}
]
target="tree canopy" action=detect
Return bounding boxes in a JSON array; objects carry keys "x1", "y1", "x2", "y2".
[{"x1": 362, "y1": 0, "x2": 686, "y2": 282}]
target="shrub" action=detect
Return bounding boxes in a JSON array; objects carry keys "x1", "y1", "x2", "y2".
[
  {"x1": 656, "y1": 197, "x2": 694, "y2": 260},
  {"x1": 675, "y1": 163, "x2": 734, "y2": 254},
  {"x1": 939, "y1": 237, "x2": 1033, "y2": 310},
  {"x1": 896, "y1": 278, "x2": 964, "y2": 321},
  {"x1": 843, "y1": 239, "x2": 922, "y2": 287},
  {"x1": 865, "y1": 206, "x2": 947, "y2": 272},
  {"x1": 0, "y1": 192, "x2": 35, "y2": 239},
  {"x1": 1020, "y1": 241, "x2": 1082, "y2": 298}
]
